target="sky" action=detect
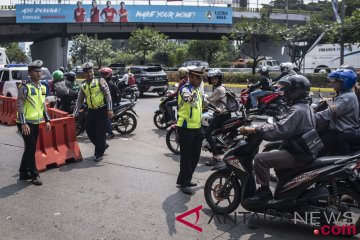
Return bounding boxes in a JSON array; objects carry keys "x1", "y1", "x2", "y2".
[{"x1": 1, "y1": 0, "x2": 319, "y2": 6}]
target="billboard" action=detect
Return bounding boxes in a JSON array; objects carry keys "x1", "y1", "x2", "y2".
[{"x1": 16, "y1": 4, "x2": 232, "y2": 24}]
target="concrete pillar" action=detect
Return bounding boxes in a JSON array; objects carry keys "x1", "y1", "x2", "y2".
[{"x1": 30, "y1": 37, "x2": 68, "y2": 73}]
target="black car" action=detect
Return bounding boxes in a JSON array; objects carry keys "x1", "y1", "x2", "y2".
[{"x1": 115, "y1": 65, "x2": 168, "y2": 96}]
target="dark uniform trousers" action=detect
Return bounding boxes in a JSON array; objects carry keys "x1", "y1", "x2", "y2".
[
  {"x1": 86, "y1": 106, "x2": 107, "y2": 156},
  {"x1": 176, "y1": 127, "x2": 203, "y2": 187},
  {"x1": 17, "y1": 123, "x2": 39, "y2": 177}
]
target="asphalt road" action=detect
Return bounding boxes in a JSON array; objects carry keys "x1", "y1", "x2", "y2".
[{"x1": 0, "y1": 93, "x2": 357, "y2": 240}]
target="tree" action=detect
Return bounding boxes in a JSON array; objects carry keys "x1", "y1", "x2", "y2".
[
  {"x1": 187, "y1": 40, "x2": 226, "y2": 66},
  {"x1": 231, "y1": 9, "x2": 281, "y2": 74},
  {"x1": 0, "y1": 43, "x2": 27, "y2": 63},
  {"x1": 128, "y1": 27, "x2": 168, "y2": 64},
  {"x1": 343, "y1": 9, "x2": 360, "y2": 43},
  {"x1": 69, "y1": 34, "x2": 91, "y2": 64},
  {"x1": 88, "y1": 37, "x2": 114, "y2": 68}
]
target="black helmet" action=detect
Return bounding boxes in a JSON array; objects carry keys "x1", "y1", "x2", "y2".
[
  {"x1": 258, "y1": 66, "x2": 269, "y2": 76},
  {"x1": 64, "y1": 71, "x2": 76, "y2": 82},
  {"x1": 59, "y1": 67, "x2": 65, "y2": 73},
  {"x1": 278, "y1": 74, "x2": 310, "y2": 102}
]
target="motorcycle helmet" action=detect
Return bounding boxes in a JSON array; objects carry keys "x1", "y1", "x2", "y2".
[
  {"x1": 64, "y1": 71, "x2": 76, "y2": 82},
  {"x1": 52, "y1": 70, "x2": 64, "y2": 82},
  {"x1": 339, "y1": 64, "x2": 356, "y2": 73},
  {"x1": 207, "y1": 68, "x2": 223, "y2": 85},
  {"x1": 280, "y1": 62, "x2": 294, "y2": 73},
  {"x1": 58, "y1": 67, "x2": 65, "y2": 73},
  {"x1": 201, "y1": 112, "x2": 213, "y2": 127},
  {"x1": 327, "y1": 69, "x2": 357, "y2": 92},
  {"x1": 258, "y1": 66, "x2": 269, "y2": 76},
  {"x1": 178, "y1": 67, "x2": 189, "y2": 78},
  {"x1": 278, "y1": 74, "x2": 310, "y2": 102},
  {"x1": 99, "y1": 67, "x2": 113, "y2": 79}
]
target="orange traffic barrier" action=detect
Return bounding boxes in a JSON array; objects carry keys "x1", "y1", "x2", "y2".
[
  {"x1": 35, "y1": 117, "x2": 82, "y2": 172},
  {"x1": 47, "y1": 108, "x2": 69, "y2": 119},
  {"x1": 0, "y1": 96, "x2": 17, "y2": 126}
]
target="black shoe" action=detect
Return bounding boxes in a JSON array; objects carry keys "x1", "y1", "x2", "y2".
[
  {"x1": 180, "y1": 187, "x2": 194, "y2": 195},
  {"x1": 19, "y1": 172, "x2": 32, "y2": 180},
  {"x1": 31, "y1": 175, "x2": 42, "y2": 186},
  {"x1": 247, "y1": 186, "x2": 272, "y2": 203},
  {"x1": 177, "y1": 182, "x2": 197, "y2": 188},
  {"x1": 94, "y1": 155, "x2": 103, "y2": 162},
  {"x1": 106, "y1": 133, "x2": 115, "y2": 139},
  {"x1": 105, "y1": 144, "x2": 109, "y2": 150}
]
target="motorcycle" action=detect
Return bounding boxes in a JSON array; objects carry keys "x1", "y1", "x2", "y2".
[
  {"x1": 75, "y1": 100, "x2": 138, "y2": 136},
  {"x1": 116, "y1": 80, "x2": 140, "y2": 102},
  {"x1": 166, "y1": 105, "x2": 252, "y2": 155},
  {"x1": 153, "y1": 90, "x2": 176, "y2": 130},
  {"x1": 204, "y1": 127, "x2": 360, "y2": 236},
  {"x1": 240, "y1": 82, "x2": 288, "y2": 120}
]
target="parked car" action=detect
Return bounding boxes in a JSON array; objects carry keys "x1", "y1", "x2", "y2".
[
  {"x1": 115, "y1": 65, "x2": 168, "y2": 96},
  {"x1": 0, "y1": 64, "x2": 53, "y2": 97},
  {"x1": 180, "y1": 60, "x2": 209, "y2": 69}
]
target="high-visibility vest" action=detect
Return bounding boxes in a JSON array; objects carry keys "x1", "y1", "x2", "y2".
[
  {"x1": 81, "y1": 79, "x2": 105, "y2": 109},
  {"x1": 17, "y1": 83, "x2": 46, "y2": 124},
  {"x1": 177, "y1": 84, "x2": 202, "y2": 129}
]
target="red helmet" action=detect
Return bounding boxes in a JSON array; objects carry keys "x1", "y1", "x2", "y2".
[{"x1": 99, "y1": 67, "x2": 113, "y2": 79}]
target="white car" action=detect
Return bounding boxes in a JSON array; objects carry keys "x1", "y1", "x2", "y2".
[{"x1": 0, "y1": 65, "x2": 53, "y2": 98}]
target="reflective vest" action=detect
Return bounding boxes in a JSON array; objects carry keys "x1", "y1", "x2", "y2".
[
  {"x1": 81, "y1": 79, "x2": 105, "y2": 109},
  {"x1": 177, "y1": 85, "x2": 202, "y2": 129},
  {"x1": 17, "y1": 83, "x2": 46, "y2": 124}
]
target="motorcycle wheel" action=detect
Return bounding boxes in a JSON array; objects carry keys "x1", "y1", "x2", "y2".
[
  {"x1": 166, "y1": 127, "x2": 180, "y2": 155},
  {"x1": 114, "y1": 112, "x2": 137, "y2": 135},
  {"x1": 153, "y1": 111, "x2": 168, "y2": 130},
  {"x1": 204, "y1": 170, "x2": 241, "y2": 214},
  {"x1": 330, "y1": 187, "x2": 360, "y2": 236}
]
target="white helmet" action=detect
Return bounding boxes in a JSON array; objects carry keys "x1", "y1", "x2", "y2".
[
  {"x1": 201, "y1": 112, "x2": 213, "y2": 127},
  {"x1": 280, "y1": 62, "x2": 294, "y2": 73},
  {"x1": 178, "y1": 67, "x2": 189, "y2": 78}
]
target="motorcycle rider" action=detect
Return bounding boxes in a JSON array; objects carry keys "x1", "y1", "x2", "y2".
[
  {"x1": 240, "y1": 74, "x2": 316, "y2": 203},
  {"x1": 204, "y1": 68, "x2": 231, "y2": 166},
  {"x1": 165, "y1": 67, "x2": 189, "y2": 125},
  {"x1": 316, "y1": 69, "x2": 360, "y2": 155},
  {"x1": 99, "y1": 67, "x2": 118, "y2": 139},
  {"x1": 249, "y1": 66, "x2": 273, "y2": 110},
  {"x1": 60, "y1": 71, "x2": 80, "y2": 113}
]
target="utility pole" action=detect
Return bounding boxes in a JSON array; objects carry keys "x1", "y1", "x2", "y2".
[{"x1": 340, "y1": 0, "x2": 345, "y2": 65}]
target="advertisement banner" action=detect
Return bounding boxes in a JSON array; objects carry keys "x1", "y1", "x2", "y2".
[
  {"x1": 204, "y1": 0, "x2": 232, "y2": 4},
  {"x1": 16, "y1": 4, "x2": 232, "y2": 24}
]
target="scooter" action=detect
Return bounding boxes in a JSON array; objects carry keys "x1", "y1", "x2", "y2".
[
  {"x1": 153, "y1": 90, "x2": 176, "y2": 130},
  {"x1": 204, "y1": 126, "x2": 360, "y2": 236}
]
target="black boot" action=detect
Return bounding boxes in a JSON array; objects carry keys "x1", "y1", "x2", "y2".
[{"x1": 247, "y1": 186, "x2": 272, "y2": 203}]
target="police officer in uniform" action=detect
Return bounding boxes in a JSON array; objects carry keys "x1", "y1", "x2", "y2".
[
  {"x1": 17, "y1": 60, "x2": 51, "y2": 185},
  {"x1": 74, "y1": 63, "x2": 113, "y2": 162},
  {"x1": 176, "y1": 66, "x2": 205, "y2": 195}
]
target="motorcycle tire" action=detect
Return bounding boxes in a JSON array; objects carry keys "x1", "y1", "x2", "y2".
[
  {"x1": 153, "y1": 111, "x2": 168, "y2": 130},
  {"x1": 204, "y1": 170, "x2": 242, "y2": 214},
  {"x1": 166, "y1": 127, "x2": 180, "y2": 155},
  {"x1": 114, "y1": 112, "x2": 137, "y2": 135},
  {"x1": 329, "y1": 187, "x2": 360, "y2": 236}
]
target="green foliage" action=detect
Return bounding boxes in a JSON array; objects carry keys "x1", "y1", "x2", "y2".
[
  {"x1": 0, "y1": 42, "x2": 27, "y2": 63},
  {"x1": 70, "y1": 34, "x2": 91, "y2": 64},
  {"x1": 343, "y1": 9, "x2": 360, "y2": 43},
  {"x1": 186, "y1": 39, "x2": 226, "y2": 66},
  {"x1": 128, "y1": 27, "x2": 168, "y2": 64}
]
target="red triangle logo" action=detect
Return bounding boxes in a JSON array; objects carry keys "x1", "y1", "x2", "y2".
[{"x1": 176, "y1": 205, "x2": 203, "y2": 233}]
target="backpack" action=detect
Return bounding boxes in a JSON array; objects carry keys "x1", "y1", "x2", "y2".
[
  {"x1": 54, "y1": 81, "x2": 69, "y2": 98},
  {"x1": 224, "y1": 87, "x2": 240, "y2": 112}
]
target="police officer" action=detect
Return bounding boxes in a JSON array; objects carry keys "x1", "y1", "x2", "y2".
[
  {"x1": 74, "y1": 63, "x2": 114, "y2": 162},
  {"x1": 17, "y1": 60, "x2": 51, "y2": 186},
  {"x1": 176, "y1": 66, "x2": 205, "y2": 195}
]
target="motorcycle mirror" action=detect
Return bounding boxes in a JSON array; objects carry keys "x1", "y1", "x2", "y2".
[{"x1": 267, "y1": 117, "x2": 274, "y2": 124}]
